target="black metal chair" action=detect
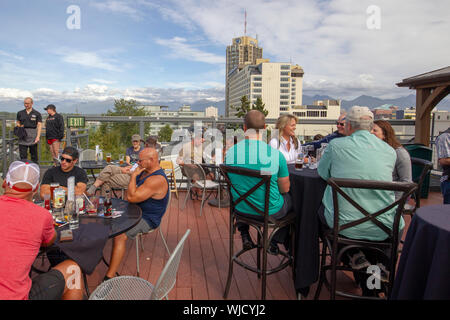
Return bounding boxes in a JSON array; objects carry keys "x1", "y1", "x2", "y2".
[
  {"x1": 314, "y1": 178, "x2": 417, "y2": 300},
  {"x1": 403, "y1": 157, "x2": 433, "y2": 216},
  {"x1": 220, "y1": 164, "x2": 296, "y2": 300}
]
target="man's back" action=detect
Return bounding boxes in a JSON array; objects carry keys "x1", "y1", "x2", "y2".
[
  {"x1": 225, "y1": 139, "x2": 289, "y2": 216},
  {"x1": 318, "y1": 130, "x2": 399, "y2": 241},
  {"x1": 0, "y1": 195, "x2": 54, "y2": 299}
]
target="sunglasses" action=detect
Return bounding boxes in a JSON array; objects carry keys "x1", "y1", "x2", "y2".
[
  {"x1": 336, "y1": 121, "x2": 345, "y2": 126},
  {"x1": 60, "y1": 156, "x2": 73, "y2": 163}
]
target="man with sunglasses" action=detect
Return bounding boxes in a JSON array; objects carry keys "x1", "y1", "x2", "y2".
[
  {"x1": 302, "y1": 112, "x2": 347, "y2": 150},
  {"x1": 40, "y1": 146, "x2": 88, "y2": 199}
]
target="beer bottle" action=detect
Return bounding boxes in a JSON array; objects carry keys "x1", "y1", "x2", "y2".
[{"x1": 104, "y1": 190, "x2": 112, "y2": 217}]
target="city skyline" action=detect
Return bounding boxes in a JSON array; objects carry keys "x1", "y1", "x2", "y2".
[{"x1": 0, "y1": 0, "x2": 449, "y2": 112}]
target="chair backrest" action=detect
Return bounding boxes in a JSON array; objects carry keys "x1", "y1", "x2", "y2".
[
  {"x1": 410, "y1": 157, "x2": 433, "y2": 208},
  {"x1": 181, "y1": 162, "x2": 206, "y2": 183},
  {"x1": 150, "y1": 229, "x2": 190, "y2": 300},
  {"x1": 79, "y1": 149, "x2": 96, "y2": 162},
  {"x1": 160, "y1": 160, "x2": 174, "y2": 171},
  {"x1": 327, "y1": 178, "x2": 417, "y2": 242},
  {"x1": 219, "y1": 164, "x2": 272, "y2": 221}
]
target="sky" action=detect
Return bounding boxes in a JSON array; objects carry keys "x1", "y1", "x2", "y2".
[{"x1": 0, "y1": 0, "x2": 449, "y2": 112}]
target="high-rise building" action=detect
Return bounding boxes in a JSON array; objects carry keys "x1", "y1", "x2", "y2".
[
  {"x1": 226, "y1": 61, "x2": 304, "y2": 119},
  {"x1": 225, "y1": 36, "x2": 263, "y2": 116}
]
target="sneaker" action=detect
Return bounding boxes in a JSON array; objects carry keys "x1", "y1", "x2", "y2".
[
  {"x1": 347, "y1": 250, "x2": 371, "y2": 270},
  {"x1": 267, "y1": 242, "x2": 279, "y2": 255},
  {"x1": 241, "y1": 233, "x2": 255, "y2": 251}
]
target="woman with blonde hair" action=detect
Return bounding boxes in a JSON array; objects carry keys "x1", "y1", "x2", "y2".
[{"x1": 269, "y1": 114, "x2": 301, "y2": 164}]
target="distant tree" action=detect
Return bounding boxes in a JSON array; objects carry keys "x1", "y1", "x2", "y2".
[
  {"x1": 158, "y1": 124, "x2": 173, "y2": 142},
  {"x1": 88, "y1": 99, "x2": 151, "y2": 159},
  {"x1": 252, "y1": 97, "x2": 269, "y2": 117},
  {"x1": 233, "y1": 96, "x2": 252, "y2": 118}
]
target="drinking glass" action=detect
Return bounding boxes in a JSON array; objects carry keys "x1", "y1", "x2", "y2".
[
  {"x1": 295, "y1": 153, "x2": 304, "y2": 171},
  {"x1": 97, "y1": 151, "x2": 103, "y2": 164},
  {"x1": 119, "y1": 154, "x2": 124, "y2": 165},
  {"x1": 106, "y1": 153, "x2": 112, "y2": 163}
]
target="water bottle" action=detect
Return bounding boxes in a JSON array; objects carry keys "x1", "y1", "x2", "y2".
[{"x1": 98, "y1": 197, "x2": 105, "y2": 215}]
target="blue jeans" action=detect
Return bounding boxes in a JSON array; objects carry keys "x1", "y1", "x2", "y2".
[{"x1": 441, "y1": 180, "x2": 450, "y2": 204}]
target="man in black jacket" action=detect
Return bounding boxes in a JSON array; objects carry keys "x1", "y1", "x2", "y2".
[{"x1": 44, "y1": 104, "x2": 65, "y2": 165}]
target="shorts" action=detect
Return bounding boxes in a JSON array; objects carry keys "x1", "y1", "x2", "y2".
[
  {"x1": 29, "y1": 269, "x2": 65, "y2": 300},
  {"x1": 47, "y1": 139, "x2": 59, "y2": 145},
  {"x1": 126, "y1": 218, "x2": 154, "y2": 239}
]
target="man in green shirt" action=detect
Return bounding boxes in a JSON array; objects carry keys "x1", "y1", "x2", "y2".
[
  {"x1": 225, "y1": 110, "x2": 292, "y2": 254},
  {"x1": 318, "y1": 106, "x2": 399, "y2": 290}
]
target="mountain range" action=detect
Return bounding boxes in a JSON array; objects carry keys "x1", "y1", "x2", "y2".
[{"x1": 0, "y1": 94, "x2": 449, "y2": 116}]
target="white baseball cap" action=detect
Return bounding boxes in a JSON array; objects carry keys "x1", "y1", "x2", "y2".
[
  {"x1": 5, "y1": 161, "x2": 40, "y2": 192},
  {"x1": 347, "y1": 106, "x2": 374, "y2": 121}
]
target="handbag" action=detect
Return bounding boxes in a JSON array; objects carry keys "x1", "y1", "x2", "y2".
[{"x1": 14, "y1": 126, "x2": 27, "y2": 140}]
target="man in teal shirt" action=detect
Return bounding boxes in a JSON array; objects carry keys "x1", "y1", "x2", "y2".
[
  {"x1": 225, "y1": 110, "x2": 291, "y2": 254},
  {"x1": 318, "y1": 106, "x2": 401, "y2": 278}
]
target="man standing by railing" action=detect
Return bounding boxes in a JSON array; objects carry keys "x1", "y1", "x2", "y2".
[
  {"x1": 436, "y1": 127, "x2": 450, "y2": 204},
  {"x1": 16, "y1": 97, "x2": 42, "y2": 163}
]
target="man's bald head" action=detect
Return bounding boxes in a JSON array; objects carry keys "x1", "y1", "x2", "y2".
[
  {"x1": 138, "y1": 147, "x2": 160, "y2": 170},
  {"x1": 244, "y1": 110, "x2": 266, "y2": 131}
]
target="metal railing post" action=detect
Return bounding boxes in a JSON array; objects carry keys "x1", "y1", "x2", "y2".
[
  {"x1": 2, "y1": 117, "x2": 6, "y2": 177},
  {"x1": 139, "y1": 120, "x2": 145, "y2": 140}
]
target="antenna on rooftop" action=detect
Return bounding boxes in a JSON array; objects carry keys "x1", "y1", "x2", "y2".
[{"x1": 244, "y1": 9, "x2": 247, "y2": 36}]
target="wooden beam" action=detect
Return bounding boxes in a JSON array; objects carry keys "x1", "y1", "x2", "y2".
[
  {"x1": 416, "y1": 80, "x2": 450, "y2": 89},
  {"x1": 418, "y1": 85, "x2": 450, "y2": 119},
  {"x1": 415, "y1": 88, "x2": 431, "y2": 146}
]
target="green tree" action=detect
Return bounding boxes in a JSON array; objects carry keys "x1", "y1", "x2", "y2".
[
  {"x1": 252, "y1": 97, "x2": 268, "y2": 117},
  {"x1": 233, "y1": 95, "x2": 252, "y2": 118},
  {"x1": 158, "y1": 124, "x2": 173, "y2": 142},
  {"x1": 88, "y1": 99, "x2": 151, "y2": 159}
]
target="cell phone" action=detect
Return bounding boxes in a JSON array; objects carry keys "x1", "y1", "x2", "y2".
[
  {"x1": 130, "y1": 163, "x2": 139, "y2": 172},
  {"x1": 60, "y1": 229, "x2": 73, "y2": 242}
]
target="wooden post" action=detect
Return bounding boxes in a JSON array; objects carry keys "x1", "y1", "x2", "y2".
[{"x1": 415, "y1": 88, "x2": 432, "y2": 146}]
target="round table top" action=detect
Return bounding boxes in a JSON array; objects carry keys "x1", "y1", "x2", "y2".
[
  {"x1": 288, "y1": 164, "x2": 322, "y2": 179},
  {"x1": 79, "y1": 198, "x2": 142, "y2": 238},
  {"x1": 415, "y1": 204, "x2": 450, "y2": 232}
]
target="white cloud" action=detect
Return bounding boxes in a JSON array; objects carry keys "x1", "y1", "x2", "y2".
[
  {"x1": 91, "y1": 1, "x2": 143, "y2": 20},
  {"x1": 158, "y1": 0, "x2": 450, "y2": 98},
  {"x1": 0, "y1": 88, "x2": 33, "y2": 99},
  {"x1": 0, "y1": 50, "x2": 24, "y2": 61},
  {"x1": 156, "y1": 37, "x2": 224, "y2": 64},
  {"x1": 61, "y1": 51, "x2": 122, "y2": 72}
]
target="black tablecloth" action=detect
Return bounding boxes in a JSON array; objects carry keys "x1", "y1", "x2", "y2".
[
  {"x1": 288, "y1": 165, "x2": 327, "y2": 296},
  {"x1": 391, "y1": 204, "x2": 450, "y2": 299},
  {"x1": 54, "y1": 199, "x2": 142, "y2": 274}
]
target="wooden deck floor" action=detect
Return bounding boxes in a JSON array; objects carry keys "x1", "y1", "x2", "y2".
[{"x1": 84, "y1": 190, "x2": 444, "y2": 300}]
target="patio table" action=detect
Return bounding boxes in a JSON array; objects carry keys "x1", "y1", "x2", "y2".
[
  {"x1": 391, "y1": 204, "x2": 450, "y2": 299},
  {"x1": 54, "y1": 198, "x2": 142, "y2": 275},
  {"x1": 288, "y1": 164, "x2": 327, "y2": 297}
]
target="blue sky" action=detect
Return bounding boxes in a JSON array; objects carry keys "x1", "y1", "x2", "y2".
[{"x1": 0, "y1": 0, "x2": 449, "y2": 111}]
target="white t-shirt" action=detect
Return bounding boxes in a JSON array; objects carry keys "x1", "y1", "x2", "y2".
[{"x1": 269, "y1": 136, "x2": 301, "y2": 164}]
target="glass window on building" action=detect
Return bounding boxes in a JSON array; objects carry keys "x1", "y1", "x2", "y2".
[
  {"x1": 281, "y1": 65, "x2": 290, "y2": 70},
  {"x1": 280, "y1": 83, "x2": 290, "y2": 87},
  {"x1": 280, "y1": 71, "x2": 290, "y2": 76},
  {"x1": 280, "y1": 95, "x2": 289, "y2": 100},
  {"x1": 280, "y1": 77, "x2": 290, "y2": 81}
]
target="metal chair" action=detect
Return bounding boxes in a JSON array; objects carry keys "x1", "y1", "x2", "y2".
[
  {"x1": 89, "y1": 229, "x2": 190, "y2": 300},
  {"x1": 403, "y1": 157, "x2": 433, "y2": 216},
  {"x1": 135, "y1": 191, "x2": 171, "y2": 277},
  {"x1": 220, "y1": 164, "x2": 296, "y2": 300},
  {"x1": 314, "y1": 178, "x2": 417, "y2": 300},
  {"x1": 160, "y1": 160, "x2": 178, "y2": 199},
  {"x1": 180, "y1": 162, "x2": 220, "y2": 216}
]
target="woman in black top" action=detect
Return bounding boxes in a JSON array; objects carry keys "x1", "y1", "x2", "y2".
[{"x1": 44, "y1": 104, "x2": 65, "y2": 165}]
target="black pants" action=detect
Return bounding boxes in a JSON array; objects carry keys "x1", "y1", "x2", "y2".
[
  {"x1": 237, "y1": 193, "x2": 293, "y2": 244},
  {"x1": 19, "y1": 144, "x2": 38, "y2": 163}
]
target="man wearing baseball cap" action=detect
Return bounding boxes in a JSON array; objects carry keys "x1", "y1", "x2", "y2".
[
  {"x1": 126, "y1": 134, "x2": 143, "y2": 165},
  {"x1": 44, "y1": 104, "x2": 65, "y2": 166},
  {"x1": 0, "y1": 161, "x2": 83, "y2": 300},
  {"x1": 317, "y1": 106, "x2": 398, "y2": 297}
]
